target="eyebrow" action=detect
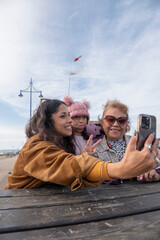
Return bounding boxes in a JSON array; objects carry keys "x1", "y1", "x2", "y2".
[{"x1": 59, "y1": 111, "x2": 68, "y2": 115}]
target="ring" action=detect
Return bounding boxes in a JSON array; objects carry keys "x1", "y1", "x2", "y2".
[
  {"x1": 144, "y1": 144, "x2": 152, "y2": 150},
  {"x1": 155, "y1": 157, "x2": 160, "y2": 166},
  {"x1": 152, "y1": 151, "x2": 157, "y2": 158},
  {"x1": 90, "y1": 152, "x2": 96, "y2": 156}
]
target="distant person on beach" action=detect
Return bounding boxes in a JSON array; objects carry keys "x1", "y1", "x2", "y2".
[
  {"x1": 63, "y1": 96, "x2": 101, "y2": 155},
  {"x1": 4, "y1": 99, "x2": 159, "y2": 190}
]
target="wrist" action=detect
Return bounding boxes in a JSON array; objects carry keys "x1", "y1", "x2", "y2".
[{"x1": 107, "y1": 162, "x2": 125, "y2": 179}]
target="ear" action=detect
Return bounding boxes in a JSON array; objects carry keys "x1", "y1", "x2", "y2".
[
  {"x1": 63, "y1": 96, "x2": 74, "y2": 107},
  {"x1": 82, "y1": 100, "x2": 90, "y2": 109}
]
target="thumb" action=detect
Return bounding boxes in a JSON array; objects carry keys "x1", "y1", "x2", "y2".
[{"x1": 126, "y1": 135, "x2": 138, "y2": 153}]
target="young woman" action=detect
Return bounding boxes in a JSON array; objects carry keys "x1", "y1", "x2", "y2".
[{"x1": 4, "y1": 99, "x2": 158, "y2": 190}]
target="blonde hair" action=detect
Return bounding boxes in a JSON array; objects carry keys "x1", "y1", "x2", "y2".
[{"x1": 99, "y1": 99, "x2": 130, "y2": 132}]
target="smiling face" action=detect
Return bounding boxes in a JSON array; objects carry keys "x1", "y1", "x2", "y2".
[
  {"x1": 52, "y1": 104, "x2": 72, "y2": 137},
  {"x1": 102, "y1": 107, "x2": 128, "y2": 141},
  {"x1": 71, "y1": 116, "x2": 88, "y2": 136}
]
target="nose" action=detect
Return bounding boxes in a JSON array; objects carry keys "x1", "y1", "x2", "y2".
[
  {"x1": 67, "y1": 115, "x2": 72, "y2": 123},
  {"x1": 79, "y1": 117, "x2": 84, "y2": 122},
  {"x1": 112, "y1": 120, "x2": 119, "y2": 126}
]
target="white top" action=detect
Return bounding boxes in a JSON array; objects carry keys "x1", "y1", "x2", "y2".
[{"x1": 73, "y1": 135, "x2": 88, "y2": 155}]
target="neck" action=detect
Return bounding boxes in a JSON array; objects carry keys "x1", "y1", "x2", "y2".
[{"x1": 74, "y1": 132, "x2": 82, "y2": 136}]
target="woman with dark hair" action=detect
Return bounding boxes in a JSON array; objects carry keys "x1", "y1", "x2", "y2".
[
  {"x1": 4, "y1": 99, "x2": 158, "y2": 190},
  {"x1": 26, "y1": 99, "x2": 75, "y2": 154}
]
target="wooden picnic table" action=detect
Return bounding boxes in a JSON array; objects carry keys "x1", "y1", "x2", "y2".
[{"x1": 0, "y1": 181, "x2": 160, "y2": 239}]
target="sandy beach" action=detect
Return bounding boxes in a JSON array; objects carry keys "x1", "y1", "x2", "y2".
[{"x1": 0, "y1": 155, "x2": 17, "y2": 181}]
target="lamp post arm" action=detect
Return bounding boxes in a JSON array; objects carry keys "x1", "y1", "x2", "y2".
[{"x1": 19, "y1": 78, "x2": 43, "y2": 119}]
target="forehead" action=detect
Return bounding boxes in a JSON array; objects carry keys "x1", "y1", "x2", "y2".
[
  {"x1": 56, "y1": 104, "x2": 69, "y2": 113},
  {"x1": 104, "y1": 107, "x2": 127, "y2": 117}
]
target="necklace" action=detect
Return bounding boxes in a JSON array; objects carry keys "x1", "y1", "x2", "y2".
[{"x1": 106, "y1": 137, "x2": 126, "y2": 161}]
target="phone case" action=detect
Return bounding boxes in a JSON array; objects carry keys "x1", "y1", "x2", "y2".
[{"x1": 137, "y1": 114, "x2": 156, "y2": 150}]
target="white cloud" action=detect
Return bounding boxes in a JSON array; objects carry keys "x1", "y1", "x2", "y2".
[{"x1": 0, "y1": 0, "x2": 160, "y2": 149}]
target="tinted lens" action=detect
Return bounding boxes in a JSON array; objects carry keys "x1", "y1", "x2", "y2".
[
  {"x1": 105, "y1": 116, "x2": 116, "y2": 124},
  {"x1": 104, "y1": 116, "x2": 127, "y2": 125},
  {"x1": 118, "y1": 117, "x2": 127, "y2": 124}
]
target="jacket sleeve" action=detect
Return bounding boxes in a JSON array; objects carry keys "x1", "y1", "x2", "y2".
[{"x1": 22, "y1": 141, "x2": 101, "y2": 190}]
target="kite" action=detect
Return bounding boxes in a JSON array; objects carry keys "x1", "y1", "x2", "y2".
[
  {"x1": 74, "y1": 55, "x2": 82, "y2": 61},
  {"x1": 70, "y1": 72, "x2": 81, "y2": 75}
]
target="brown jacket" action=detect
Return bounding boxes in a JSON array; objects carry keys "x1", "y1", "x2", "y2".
[{"x1": 5, "y1": 134, "x2": 101, "y2": 190}]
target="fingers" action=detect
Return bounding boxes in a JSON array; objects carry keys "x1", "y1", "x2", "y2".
[
  {"x1": 125, "y1": 135, "x2": 137, "y2": 153},
  {"x1": 152, "y1": 139, "x2": 159, "y2": 153},
  {"x1": 137, "y1": 174, "x2": 144, "y2": 181},
  {"x1": 137, "y1": 170, "x2": 160, "y2": 182},
  {"x1": 91, "y1": 139, "x2": 102, "y2": 150},
  {"x1": 86, "y1": 135, "x2": 93, "y2": 146},
  {"x1": 143, "y1": 134, "x2": 154, "y2": 148}
]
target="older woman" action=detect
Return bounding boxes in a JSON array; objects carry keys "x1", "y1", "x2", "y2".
[{"x1": 95, "y1": 99, "x2": 160, "y2": 182}]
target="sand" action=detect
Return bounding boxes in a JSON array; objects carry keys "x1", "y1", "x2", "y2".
[{"x1": 0, "y1": 155, "x2": 17, "y2": 180}]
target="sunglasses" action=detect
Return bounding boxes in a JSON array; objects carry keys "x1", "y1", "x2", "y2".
[{"x1": 104, "y1": 115, "x2": 128, "y2": 125}]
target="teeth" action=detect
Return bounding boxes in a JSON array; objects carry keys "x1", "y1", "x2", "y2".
[
  {"x1": 110, "y1": 129, "x2": 120, "y2": 132},
  {"x1": 66, "y1": 126, "x2": 72, "y2": 129}
]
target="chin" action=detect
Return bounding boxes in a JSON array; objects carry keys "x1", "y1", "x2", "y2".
[{"x1": 110, "y1": 136, "x2": 121, "y2": 141}]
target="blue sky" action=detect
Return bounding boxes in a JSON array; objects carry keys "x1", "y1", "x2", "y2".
[{"x1": 0, "y1": 0, "x2": 160, "y2": 149}]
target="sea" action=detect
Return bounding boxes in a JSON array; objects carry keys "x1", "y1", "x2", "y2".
[{"x1": 0, "y1": 149, "x2": 20, "y2": 155}]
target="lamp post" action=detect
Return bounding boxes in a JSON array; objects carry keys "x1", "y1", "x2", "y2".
[{"x1": 18, "y1": 78, "x2": 43, "y2": 119}]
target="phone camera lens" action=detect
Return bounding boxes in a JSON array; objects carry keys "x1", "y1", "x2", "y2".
[{"x1": 142, "y1": 116, "x2": 150, "y2": 129}]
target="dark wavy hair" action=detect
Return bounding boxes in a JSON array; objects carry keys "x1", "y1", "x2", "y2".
[{"x1": 25, "y1": 99, "x2": 75, "y2": 154}]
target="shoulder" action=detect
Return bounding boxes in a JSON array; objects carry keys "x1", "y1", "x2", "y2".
[{"x1": 23, "y1": 134, "x2": 59, "y2": 152}]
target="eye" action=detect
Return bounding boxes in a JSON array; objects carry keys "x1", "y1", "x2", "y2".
[
  {"x1": 75, "y1": 116, "x2": 79, "y2": 119},
  {"x1": 60, "y1": 114, "x2": 66, "y2": 118}
]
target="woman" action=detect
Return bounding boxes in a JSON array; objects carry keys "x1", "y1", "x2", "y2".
[
  {"x1": 4, "y1": 99, "x2": 158, "y2": 190},
  {"x1": 96, "y1": 99, "x2": 160, "y2": 182}
]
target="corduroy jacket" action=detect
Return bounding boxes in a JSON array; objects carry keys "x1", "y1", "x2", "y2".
[{"x1": 5, "y1": 134, "x2": 101, "y2": 190}]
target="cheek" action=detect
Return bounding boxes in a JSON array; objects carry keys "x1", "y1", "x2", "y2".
[
  {"x1": 121, "y1": 125, "x2": 127, "y2": 133},
  {"x1": 102, "y1": 122, "x2": 109, "y2": 132},
  {"x1": 84, "y1": 118, "x2": 87, "y2": 124},
  {"x1": 71, "y1": 120, "x2": 77, "y2": 127}
]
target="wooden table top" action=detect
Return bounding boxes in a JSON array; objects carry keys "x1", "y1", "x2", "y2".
[{"x1": 0, "y1": 181, "x2": 160, "y2": 239}]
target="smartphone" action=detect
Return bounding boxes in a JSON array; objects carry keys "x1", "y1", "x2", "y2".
[{"x1": 136, "y1": 114, "x2": 156, "y2": 150}]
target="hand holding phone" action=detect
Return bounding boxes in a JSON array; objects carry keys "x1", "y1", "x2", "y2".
[{"x1": 136, "y1": 114, "x2": 156, "y2": 151}]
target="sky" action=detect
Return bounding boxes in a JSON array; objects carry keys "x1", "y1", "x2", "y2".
[{"x1": 0, "y1": 0, "x2": 160, "y2": 150}]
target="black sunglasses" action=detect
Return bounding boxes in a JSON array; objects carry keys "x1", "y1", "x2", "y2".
[{"x1": 104, "y1": 115, "x2": 128, "y2": 125}]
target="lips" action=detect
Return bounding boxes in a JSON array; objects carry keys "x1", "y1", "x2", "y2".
[
  {"x1": 65, "y1": 126, "x2": 72, "y2": 130},
  {"x1": 110, "y1": 128, "x2": 120, "y2": 133},
  {"x1": 77, "y1": 125, "x2": 85, "y2": 130}
]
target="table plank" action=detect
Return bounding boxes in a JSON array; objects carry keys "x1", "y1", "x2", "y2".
[
  {"x1": 1, "y1": 182, "x2": 160, "y2": 210},
  {"x1": 0, "y1": 210, "x2": 160, "y2": 240},
  {"x1": 0, "y1": 191, "x2": 160, "y2": 234},
  {"x1": 1, "y1": 181, "x2": 160, "y2": 198}
]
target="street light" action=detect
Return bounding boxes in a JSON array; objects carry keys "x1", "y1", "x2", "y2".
[{"x1": 18, "y1": 78, "x2": 43, "y2": 119}]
